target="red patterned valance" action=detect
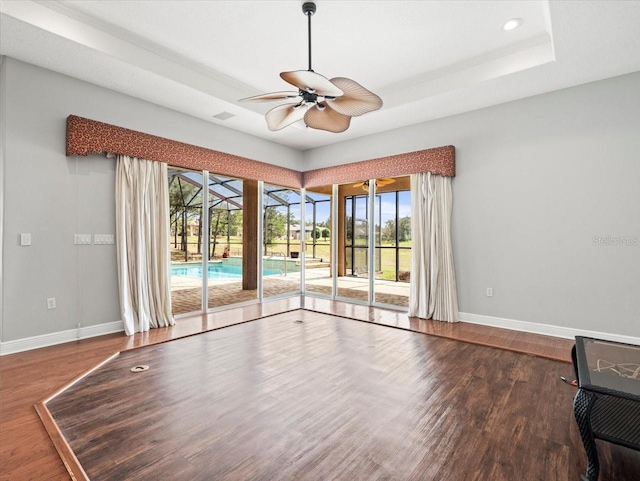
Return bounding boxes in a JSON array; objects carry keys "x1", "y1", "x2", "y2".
[
  {"x1": 302, "y1": 146, "x2": 455, "y2": 188},
  {"x1": 66, "y1": 115, "x2": 455, "y2": 188},
  {"x1": 66, "y1": 115, "x2": 302, "y2": 188}
]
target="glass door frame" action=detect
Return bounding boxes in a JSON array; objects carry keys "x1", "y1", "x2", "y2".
[
  {"x1": 259, "y1": 183, "x2": 304, "y2": 302},
  {"x1": 170, "y1": 171, "x2": 409, "y2": 316},
  {"x1": 305, "y1": 179, "x2": 409, "y2": 312}
]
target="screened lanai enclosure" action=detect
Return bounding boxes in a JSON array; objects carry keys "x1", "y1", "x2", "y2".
[{"x1": 168, "y1": 167, "x2": 411, "y2": 315}]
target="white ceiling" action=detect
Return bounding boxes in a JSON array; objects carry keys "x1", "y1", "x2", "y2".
[{"x1": 1, "y1": 0, "x2": 639, "y2": 151}]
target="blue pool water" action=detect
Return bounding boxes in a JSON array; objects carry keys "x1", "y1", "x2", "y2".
[{"x1": 171, "y1": 263, "x2": 281, "y2": 279}]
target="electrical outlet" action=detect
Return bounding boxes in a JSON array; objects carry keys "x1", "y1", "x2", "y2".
[
  {"x1": 486, "y1": 288, "x2": 493, "y2": 297},
  {"x1": 47, "y1": 297, "x2": 56, "y2": 309},
  {"x1": 20, "y1": 233, "x2": 31, "y2": 246}
]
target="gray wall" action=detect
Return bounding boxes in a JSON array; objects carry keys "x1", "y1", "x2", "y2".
[
  {"x1": 304, "y1": 72, "x2": 640, "y2": 337},
  {"x1": 0, "y1": 58, "x2": 300, "y2": 342},
  {"x1": 2, "y1": 56, "x2": 638, "y2": 344}
]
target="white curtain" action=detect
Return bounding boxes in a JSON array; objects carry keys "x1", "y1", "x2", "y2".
[
  {"x1": 114, "y1": 154, "x2": 174, "y2": 335},
  {"x1": 408, "y1": 172, "x2": 459, "y2": 322}
]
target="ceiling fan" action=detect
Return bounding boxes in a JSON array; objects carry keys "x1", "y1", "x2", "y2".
[
  {"x1": 353, "y1": 178, "x2": 396, "y2": 192},
  {"x1": 240, "y1": 2, "x2": 383, "y2": 133}
]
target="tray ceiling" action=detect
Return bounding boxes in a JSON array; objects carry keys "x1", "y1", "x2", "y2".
[{"x1": 1, "y1": 0, "x2": 639, "y2": 151}]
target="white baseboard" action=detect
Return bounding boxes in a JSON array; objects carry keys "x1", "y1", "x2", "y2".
[
  {"x1": 0, "y1": 321, "x2": 124, "y2": 356},
  {"x1": 459, "y1": 312, "x2": 640, "y2": 345}
]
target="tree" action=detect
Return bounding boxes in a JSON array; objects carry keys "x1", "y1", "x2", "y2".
[
  {"x1": 345, "y1": 215, "x2": 353, "y2": 243},
  {"x1": 263, "y1": 206, "x2": 287, "y2": 251},
  {"x1": 321, "y1": 228, "x2": 330, "y2": 240},
  {"x1": 209, "y1": 209, "x2": 243, "y2": 257},
  {"x1": 380, "y1": 216, "x2": 411, "y2": 243},
  {"x1": 209, "y1": 209, "x2": 227, "y2": 257},
  {"x1": 228, "y1": 210, "x2": 242, "y2": 237},
  {"x1": 382, "y1": 219, "x2": 396, "y2": 242},
  {"x1": 398, "y1": 216, "x2": 411, "y2": 242},
  {"x1": 168, "y1": 175, "x2": 203, "y2": 259}
]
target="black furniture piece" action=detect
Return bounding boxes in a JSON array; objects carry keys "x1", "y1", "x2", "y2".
[{"x1": 572, "y1": 336, "x2": 640, "y2": 481}]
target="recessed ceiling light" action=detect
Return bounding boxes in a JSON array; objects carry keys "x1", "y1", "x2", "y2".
[
  {"x1": 502, "y1": 18, "x2": 523, "y2": 31},
  {"x1": 213, "y1": 111, "x2": 235, "y2": 121}
]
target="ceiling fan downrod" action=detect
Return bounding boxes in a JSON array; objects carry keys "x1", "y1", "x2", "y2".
[{"x1": 303, "y1": 2, "x2": 316, "y2": 72}]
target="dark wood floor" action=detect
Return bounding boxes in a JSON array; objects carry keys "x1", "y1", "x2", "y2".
[
  {"x1": 304, "y1": 298, "x2": 574, "y2": 363},
  {"x1": 1, "y1": 299, "x2": 635, "y2": 480},
  {"x1": 0, "y1": 299, "x2": 300, "y2": 481},
  {"x1": 42, "y1": 311, "x2": 640, "y2": 480}
]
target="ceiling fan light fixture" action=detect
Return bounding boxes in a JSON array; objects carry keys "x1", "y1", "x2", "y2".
[
  {"x1": 240, "y1": 1, "x2": 382, "y2": 133},
  {"x1": 355, "y1": 178, "x2": 396, "y2": 192}
]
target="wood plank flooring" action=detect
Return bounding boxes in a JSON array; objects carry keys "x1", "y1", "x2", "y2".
[
  {"x1": 42, "y1": 312, "x2": 640, "y2": 480},
  {"x1": 303, "y1": 298, "x2": 574, "y2": 363},
  {"x1": 0, "y1": 300, "x2": 299, "y2": 481},
  {"x1": 0, "y1": 298, "x2": 632, "y2": 480}
]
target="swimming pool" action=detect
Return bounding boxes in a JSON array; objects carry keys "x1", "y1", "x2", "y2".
[{"x1": 171, "y1": 263, "x2": 281, "y2": 279}]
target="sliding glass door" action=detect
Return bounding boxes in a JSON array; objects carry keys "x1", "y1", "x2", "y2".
[
  {"x1": 168, "y1": 169, "x2": 410, "y2": 315},
  {"x1": 169, "y1": 169, "x2": 261, "y2": 315},
  {"x1": 304, "y1": 187, "x2": 332, "y2": 297},
  {"x1": 336, "y1": 184, "x2": 370, "y2": 303},
  {"x1": 303, "y1": 177, "x2": 410, "y2": 309},
  {"x1": 168, "y1": 168, "x2": 204, "y2": 315},
  {"x1": 206, "y1": 175, "x2": 257, "y2": 308},
  {"x1": 262, "y1": 183, "x2": 302, "y2": 299},
  {"x1": 372, "y1": 188, "x2": 411, "y2": 307}
]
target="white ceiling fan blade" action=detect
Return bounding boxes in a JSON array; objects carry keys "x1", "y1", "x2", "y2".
[
  {"x1": 304, "y1": 102, "x2": 351, "y2": 133},
  {"x1": 240, "y1": 91, "x2": 301, "y2": 102},
  {"x1": 280, "y1": 70, "x2": 343, "y2": 97},
  {"x1": 265, "y1": 103, "x2": 307, "y2": 131},
  {"x1": 326, "y1": 77, "x2": 383, "y2": 116}
]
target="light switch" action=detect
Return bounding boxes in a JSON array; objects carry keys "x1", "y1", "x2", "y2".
[
  {"x1": 94, "y1": 234, "x2": 114, "y2": 245},
  {"x1": 74, "y1": 234, "x2": 92, "y2": 245},
  {"x1": 20, "y1": 233, "x2": 32, "y2": 246}
]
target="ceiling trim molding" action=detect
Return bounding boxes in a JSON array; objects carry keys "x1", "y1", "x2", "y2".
[
  {"x1": 32, "y1": 0, "x2": 259, "y2": 96},
  {"x1": 66, "y1": 115, "x2": 302, "y2": 188},
  {"x1": 380, "y1": 33, "x2": 554, "y2": 108}
]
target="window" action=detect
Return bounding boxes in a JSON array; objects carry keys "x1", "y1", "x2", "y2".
[{"x1": 344, "y1": 189, "x2": 411, "y2": 282}]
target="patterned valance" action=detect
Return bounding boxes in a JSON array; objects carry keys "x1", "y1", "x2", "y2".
[
  {"x1": 302, "y1": 146, "x2": 455, "y2": 188},
  {"x1": 66, "y1": 115, "x2": 302, "y2": 188},
  {"x1": 66, "y1": 115, "x2": 455, "y2": 188}
]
